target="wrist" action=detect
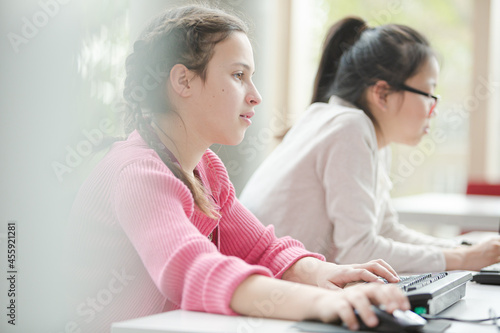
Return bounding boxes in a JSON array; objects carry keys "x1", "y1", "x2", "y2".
[
  {"x1": 443, "y1": 247, "x2": 466, "y2": 270},
  {"x1": 282, "y1": 256, "x2": 325, "y2": 285},
  {"x1": 306, "y1": 289, "x2": 333, "y2": 321}
]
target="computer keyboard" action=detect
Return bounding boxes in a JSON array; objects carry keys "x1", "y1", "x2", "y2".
[
  {"x1": 396, "y1": 272, "x2": 448, "y2": 292},
  {"x1": 393, "y1": 271, "x2": 472, "y2": 315},
  {"x1": 471, "y1": 262, "x2": 500, "y2": 285}
]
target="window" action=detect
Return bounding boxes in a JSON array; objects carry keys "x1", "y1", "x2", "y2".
[
  {"x1": 487, "y1": 0, "x2": 500, "y2": 182},
  {"x1": 288, "y1": 0, "x2": 476, "y2": 196}
]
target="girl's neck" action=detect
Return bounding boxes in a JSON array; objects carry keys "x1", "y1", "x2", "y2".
[
  {"x1": 152, "y1": 115, "x2": 207, "y2": 174},
  {"x1": 374, "y1": 125, "x2": 390, "y2": 149}
]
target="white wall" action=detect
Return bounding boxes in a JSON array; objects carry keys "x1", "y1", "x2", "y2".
[{"x1": 0, "y1": 0, "x2": 83, "y2": 332}]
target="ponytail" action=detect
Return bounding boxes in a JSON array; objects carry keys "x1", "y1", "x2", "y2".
[
  {"x1": 311, "y1": 17, "x2": 368, "y2": 104},
  {"x1": 311, "y1": 17, "x2": 434, "y2": 126}
]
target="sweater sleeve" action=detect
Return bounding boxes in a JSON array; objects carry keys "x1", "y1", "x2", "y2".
[
  {"x1": 377, "y1": 150, "x2": 459, "y2": 249},
  {"x1": 379, "y1": 199, "x2": 460, "y2": 248},
  {"x1": 114, "y1": 157, "x2": 273, "y2": 316},
  {"x1": 319, "y1": 113, "x2": 448, "y2": 273},
  {"x1": 204, "y1": 150, "x2": 325, "y2": 278}
]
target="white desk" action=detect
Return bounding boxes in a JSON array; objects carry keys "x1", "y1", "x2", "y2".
[
  {"x1": 111, "y1": 281, "x2": 500, "y2": 333},
  {"x1": 392, "y1": 193, "x2": 500, "y2": 234},
  {"x1": 439, "y1": 282, "x2": 500, "y2": 333}
]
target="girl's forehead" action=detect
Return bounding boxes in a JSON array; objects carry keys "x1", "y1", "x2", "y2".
[
  {"x1": 408, "y1": 56, "x2": 439, "y2": 85},
  {"x1": 209, "y1": 32, "x2": 255, "y2": 70}
]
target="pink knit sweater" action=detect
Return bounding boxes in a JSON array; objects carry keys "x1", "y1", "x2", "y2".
[{"x1": 68, "y1": 130, "x2": 323, "y2": 331}]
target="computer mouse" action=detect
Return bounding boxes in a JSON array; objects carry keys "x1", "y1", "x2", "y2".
[{"x1": 354, "y1": 306, "x2": 426, "y2": 332}]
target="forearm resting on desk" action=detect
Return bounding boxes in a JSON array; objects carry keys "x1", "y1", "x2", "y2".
[
  {"x1": 230, "y1": 274, "x2": 322, "y2": 321},
  {"x1": 230, "y1": 274, "x2": 409, "y2": 331},
  {"x1": 281, "y1": 257, "x2": 400, "y2": 289}
]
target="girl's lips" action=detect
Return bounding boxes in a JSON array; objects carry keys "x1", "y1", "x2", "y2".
[
  {"x1": 240, "y1": 111, "x2": 255, "y2": 119},
  {"x1": 240, "y1": 114, "x2": 252, "y2": 125},
  {"x1": 239, "y1": 111, "x2": 255, "y2": 125}
]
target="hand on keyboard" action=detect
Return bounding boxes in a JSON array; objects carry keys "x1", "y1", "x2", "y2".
[
  {"x1": 396, "y1": 273, "x2": 448, "y2": 292},
  {"x1": 452, "y1": 236, "x2": 500, "y2": 271}
]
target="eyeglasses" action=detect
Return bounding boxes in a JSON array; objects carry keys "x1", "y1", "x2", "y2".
[{"x1": 393, "y1": 83, "x2": 440, "y2": 116}]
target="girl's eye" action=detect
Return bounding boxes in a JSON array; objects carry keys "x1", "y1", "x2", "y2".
[{"x1": 233, "y1": 72, "x2": 243, "y2": 80}]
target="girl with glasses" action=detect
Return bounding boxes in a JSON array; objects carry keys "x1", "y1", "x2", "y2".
[{"x1": 241, "y1": 17, "x2": 500, "y2": 274}]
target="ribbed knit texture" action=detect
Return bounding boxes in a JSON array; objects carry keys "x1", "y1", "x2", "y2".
[{"x1": 67, "y1": 130, "x2": 323, "y2": 333}]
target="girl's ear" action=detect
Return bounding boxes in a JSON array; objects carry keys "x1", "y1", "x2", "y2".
[
  {"x1": 169, "y1": 64, "x2": 196, "y2": 97},
  {"x1": 370, "y1": 80, "x2": 392, "y2": 111}
]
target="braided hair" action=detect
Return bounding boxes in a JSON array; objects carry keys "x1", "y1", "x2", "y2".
[{"x1": 123, "y1": 5, "x2": 248, "y2": 218}]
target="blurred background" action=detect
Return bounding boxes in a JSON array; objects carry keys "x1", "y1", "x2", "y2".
[{"x1": 0, "y1": 0, "x2": 498, "y2": 332}]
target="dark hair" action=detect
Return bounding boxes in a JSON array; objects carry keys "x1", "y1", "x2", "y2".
[
  {"x1": 311, "y1": 17, "x2": 434, "y2": 123},
  {"x1": 123, "y1": 5, "x2": 248, "y2": 217}
]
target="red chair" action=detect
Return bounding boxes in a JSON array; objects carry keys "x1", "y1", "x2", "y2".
[{"x1": 466, "y1": 182, "x2": 500, "y2": 196}]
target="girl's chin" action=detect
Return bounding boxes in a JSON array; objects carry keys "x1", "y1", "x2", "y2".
[
  {"x1": 399, "y1": 136, "x2": 424, "y2": 147},
  {"x1": 218, "y1": 134, "x2": 246, "y2": 146}
]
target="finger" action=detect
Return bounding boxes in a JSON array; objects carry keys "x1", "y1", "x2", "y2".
[
  {"x1": 356, "y1": 261, "x2": 399, "y2": 283},
  {"x1": 344, "y1": 281, "x2": 364, "y2": 289},
  {"x1": 369, "y1": 285, "x2": 410, "y2": 313},
  {"x1": 370, "y1": 259, "x2": 399, "y2": 279},
  {"x1": 337, "y1": 303, "x2": 359, "y2": 331},
  {"x1": 328, "y1": 267, "x2": 381, "y2": 285},
  {"x1": 323, "y1": 280, "x2": 342, "y2": 291},
  {"x1": 347, "y1": 292, "x2": 378, "y2": 328},
  {"x1": 357, "y1": 269, "x2": 386, "y2": 283}
]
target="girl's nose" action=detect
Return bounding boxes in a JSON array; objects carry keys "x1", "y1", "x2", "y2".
[{"x1": 247, "y1": 83, "x2": 262, "y2": 106}]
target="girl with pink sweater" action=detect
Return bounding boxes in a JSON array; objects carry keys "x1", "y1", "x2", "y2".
[{"x1": 68, "y1": 5, "x2": 408, "y2": 332}]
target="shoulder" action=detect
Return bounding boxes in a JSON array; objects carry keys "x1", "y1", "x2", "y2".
[
  {"x1": 114, "y1": 152, "x2": 195, "y2": 217},
  {"x1": 73, "y1": 134, "x2": 196, "y2": 218},
  {"x1": 105, "y1": 131, "x2": 175, "y2": 179},
  {"x1": 307, "y1": 99, "x2": 376, "y2": 146},
  {"x1": 108, "y1": 132, "x2": 193, "y2": 199}
]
